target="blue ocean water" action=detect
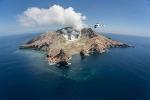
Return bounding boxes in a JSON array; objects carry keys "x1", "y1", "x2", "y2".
[{"x1": 0, "y1": 33, "x2": 150, "y2": 100}]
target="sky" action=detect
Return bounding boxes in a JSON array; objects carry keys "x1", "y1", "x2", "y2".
[{"x1": 0, "y1": 0, "x2": 150, "y2": 37}]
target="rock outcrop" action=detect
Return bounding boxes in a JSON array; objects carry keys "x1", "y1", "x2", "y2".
[
  {"x1": 20, "y1": 27, "x2": 130, "y2": 66},
  {"x1": 47, "y1": 49, "x2": 70, "y2": 66}
]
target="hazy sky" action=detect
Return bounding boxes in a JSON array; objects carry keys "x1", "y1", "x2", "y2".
[{"x1": 0, "y1": 0, "x2": 150, "y2": 37}]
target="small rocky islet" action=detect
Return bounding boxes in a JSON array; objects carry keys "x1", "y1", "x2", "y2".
[{"x1": 20, "y1": 27, "x2": 130, "y2": 66}]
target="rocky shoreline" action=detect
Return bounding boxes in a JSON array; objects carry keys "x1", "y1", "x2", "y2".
[{"x1": 20, "y1": 27, "x2": 131, "y2": 66}]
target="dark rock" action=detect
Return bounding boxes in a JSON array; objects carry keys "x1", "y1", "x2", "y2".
[
  {"x1": 81, "y1": 28, "x2": 97, "y2": 38},
  {"x1": 80, "y1": 49, "x2": 85, "y2": 57},
  {"x1": 47, "y1": 49, "x2": 70, "y2": 65}
]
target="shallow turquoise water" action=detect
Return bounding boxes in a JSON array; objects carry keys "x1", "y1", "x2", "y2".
[{"x1": 0, "y1": 33, "x2": 150, "y2": 100}]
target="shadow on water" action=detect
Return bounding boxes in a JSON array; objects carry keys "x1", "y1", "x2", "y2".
[
  {"x1": 55, "y1": 64, "x2": 70, "y2": 77},
  {"x1": 80, "y1": 51, "x2": 102, "y2": 60},
  {"x1": 89, "y1": 52, "x2": 105, "y2": 59},
  {"x1": 80, "y1": 55, "x2": 86, "y2": 60}
]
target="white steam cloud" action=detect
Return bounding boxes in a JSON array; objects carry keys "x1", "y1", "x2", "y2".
[{"x1": 19, "y1": 5, "x2": 86, "y2": 30}]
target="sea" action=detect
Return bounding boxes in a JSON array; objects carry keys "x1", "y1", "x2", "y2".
[{"x1": 0, "y1": 33, "x2": 150, "y2": 100}]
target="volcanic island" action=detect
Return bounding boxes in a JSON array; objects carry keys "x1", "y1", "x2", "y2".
[{"x1": 20, "y1": 27, "x2": 130, "y2": 66}]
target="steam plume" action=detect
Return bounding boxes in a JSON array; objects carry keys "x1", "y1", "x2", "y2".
[{"x1": 19, "y1": 5, "x2": 86, "y2": 30}]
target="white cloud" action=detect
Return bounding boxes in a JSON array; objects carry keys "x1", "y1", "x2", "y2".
[{"x1": 19, "y1": 5, "x2": 86, "y2": 30}]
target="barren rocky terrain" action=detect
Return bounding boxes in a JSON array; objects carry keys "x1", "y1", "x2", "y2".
[{"x1": 20, "y1": 27, "x2": 129, "y2": 65}]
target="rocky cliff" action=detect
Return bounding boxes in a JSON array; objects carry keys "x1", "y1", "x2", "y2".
[{"x1": 20, "y1": 27, "x2": 130, "y2": 65}]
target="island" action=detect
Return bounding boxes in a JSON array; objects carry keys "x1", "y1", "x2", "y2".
[{"x1": 20, "y1": 27, "x2": 130, "y2": 66}]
